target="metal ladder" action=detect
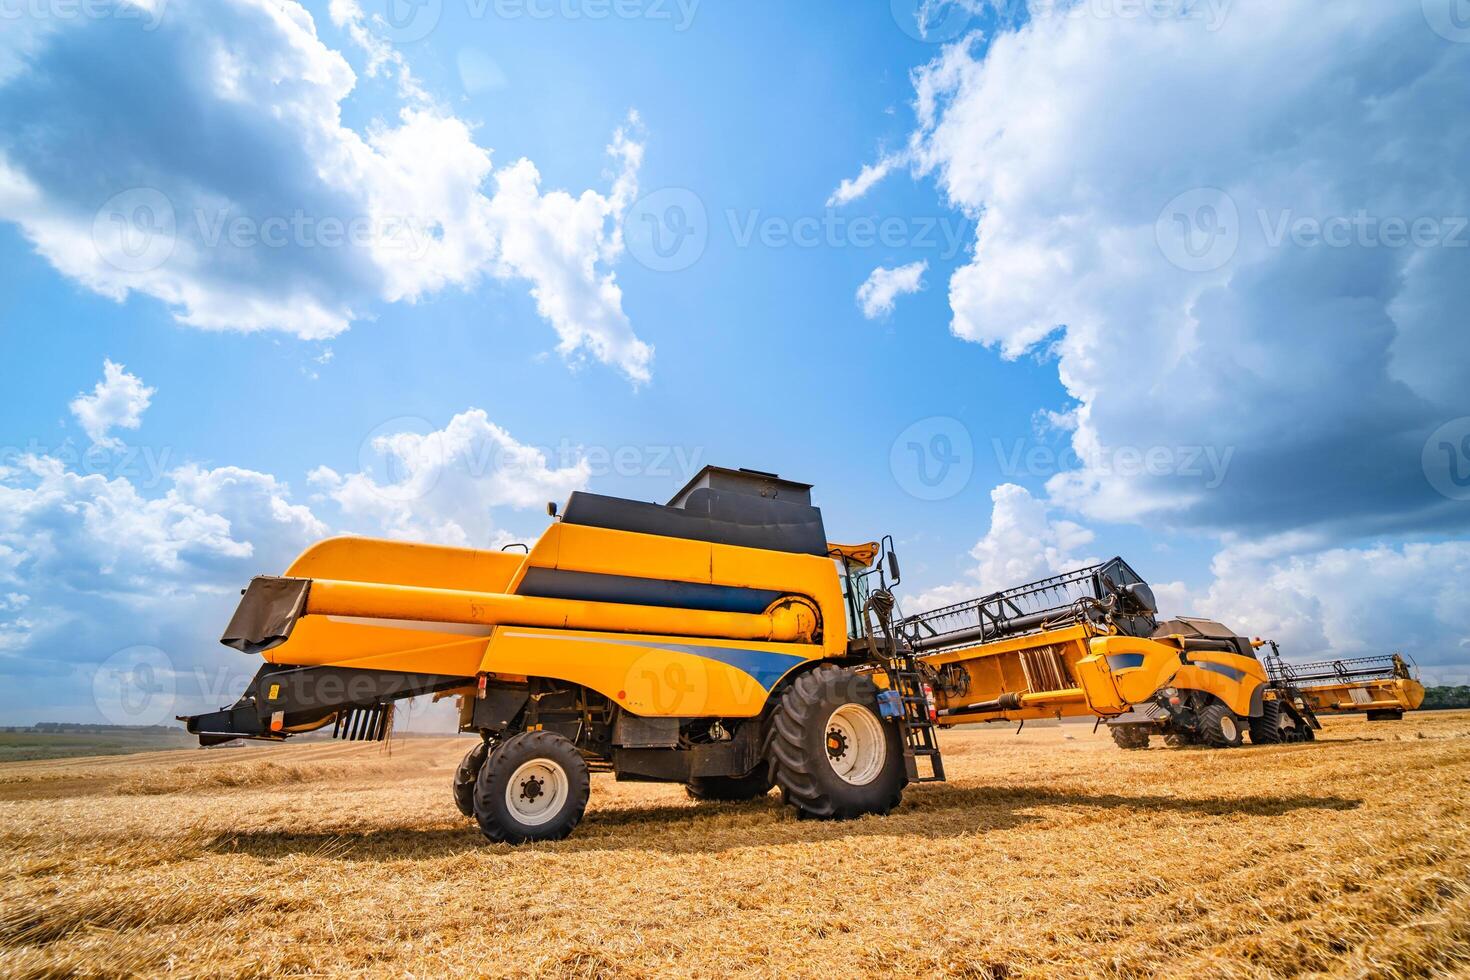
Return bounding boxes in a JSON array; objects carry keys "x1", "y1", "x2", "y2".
[{"x1": 883, "y1": 654, "x2": 946, "y2": 782}]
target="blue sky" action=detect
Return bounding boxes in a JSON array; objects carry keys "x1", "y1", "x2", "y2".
[{"x1": 1, "y1": 0, "x2": 1467, "y2": 724}]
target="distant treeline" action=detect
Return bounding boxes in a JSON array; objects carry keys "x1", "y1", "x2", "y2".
[{"x1": 1423, "y1": 686, "x2": 1470, "y2": 710}]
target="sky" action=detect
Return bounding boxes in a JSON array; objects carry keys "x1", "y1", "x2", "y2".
[{"x1": 0, "y1": 0, "x2": 1467, "y2": 726}]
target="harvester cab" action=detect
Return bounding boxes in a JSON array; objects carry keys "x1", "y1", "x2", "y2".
[{"x1": 182, "y1": 465, "x2": 933, "y2": 842}]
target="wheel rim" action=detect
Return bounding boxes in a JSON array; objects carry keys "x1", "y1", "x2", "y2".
[
  {"x1": 1220, "y1": 715, "x2": 1239, "y2": 741},
  {"x1": 824, "y1": 703, "x2": 887, "y2": 786},
  {"x1": 505, "y1": 759, "x2": 569, "y2": 826}
]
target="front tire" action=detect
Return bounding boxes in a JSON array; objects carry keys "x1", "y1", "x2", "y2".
[
  {"x1": 766, "y1": 666, "x2": 906, "y2": 820},
  {"x1": 1249, "y1": 699, "x2": 1283, "y2": 745},
  {"x1": 1198, "y1": 702, "x2": 1244, "y2": 748},
  {"x1": 472, "y1": 731, "x2": 590, "y2": 844},
  {"x1": 686, "y1": 769, "x2": 773, "y2": 802},
  {"x1": 1110, "y1": 725, "x2": 1151, "y2": 750}
]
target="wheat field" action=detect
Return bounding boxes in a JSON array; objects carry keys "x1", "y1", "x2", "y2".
[{"x1": 2, "y1": 711, "x2": 1468, "y2": 978}]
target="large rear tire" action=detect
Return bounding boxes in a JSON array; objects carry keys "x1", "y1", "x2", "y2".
[
  {"x1": 1198, "y1": 702, "x2": 1244, "y2": 748},
  {"x1": 765, "y1": 666, "x2": 907, "y2": 820},
  {"x1": 472, "y1": 731, "x2": 589, "y2": 844},
  {"x1": 1248, "y1": 699, "x2": 1283, "y2": 745},
  {"x1": 452, "y1": 739, "x2": 490, "y2": 817},
  {"x1": 686, "y1": 769, "x2": 774, "y2": 802}
]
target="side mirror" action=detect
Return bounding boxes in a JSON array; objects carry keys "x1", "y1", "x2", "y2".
[
  {"x1": 886, "y1": 550, "x2": 901, "y2": 584},
  {"x1": 546, "y1": 501, "x2": 558, "y2": 518}
]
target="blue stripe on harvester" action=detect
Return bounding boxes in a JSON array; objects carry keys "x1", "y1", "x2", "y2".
[
  {"x1": 646, "y1": 642, "x2": 807, "y2": 691},
  {"x1": 1195, "y1": 661, "x2": 1247, "y2": 682}
]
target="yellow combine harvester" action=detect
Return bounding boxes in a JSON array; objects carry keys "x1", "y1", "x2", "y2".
[
  {"x1": 1264, "y1": 647, "x2": 1425, "y2": 721},
  {"x1": 186, "y1": 466, "x2": 940, "y2": 842},
  {"x1": 896, "y1": 560, "x2": 1319, "y2": 749}
]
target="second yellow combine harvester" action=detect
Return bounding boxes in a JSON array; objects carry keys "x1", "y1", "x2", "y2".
[
  {"x1": 181, "y1": 466, "x2": 1353, "y2": 844},
  {"x1": 896, "y1": 560, "x2": 1320, "y2": 749},
  {"x1": 1263, "y1": 646, "x2": 1425, "y2": 722}
]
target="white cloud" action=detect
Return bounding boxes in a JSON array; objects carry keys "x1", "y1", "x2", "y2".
[
  {"x1": 908, "y1": 483, "x2": 1095, "y2": 611},
  {"x1": 857, "y1": 260, "x2": 928, "y2": 319},
  {"x1": 902, "y1": 3, "x2": 1470, "y2": 539},
  {"x1": 1163, "y1": 538, "x2": 1470, "y2": 683},
  {"x1": 827, "y1": 155, "x2": 901, "y2": 207},
  {"x1": 0, "y1": 382, "x2": 593, "y2": 720},
  {"x1": 328, "y1": 0, "x2": 430, "y2": 103},
  {"x1": 0, "y1": 0, "x2": 653, "y2": 382},
  {"x1": 309, "y1": 409, "x2": 591, "y2": 548},
  {"x1": 68, "y1": 360, "x2": 155, "y2": 447},
  {"x1": 484, "y1": 123, "x2": 653, "y2": 383}
]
